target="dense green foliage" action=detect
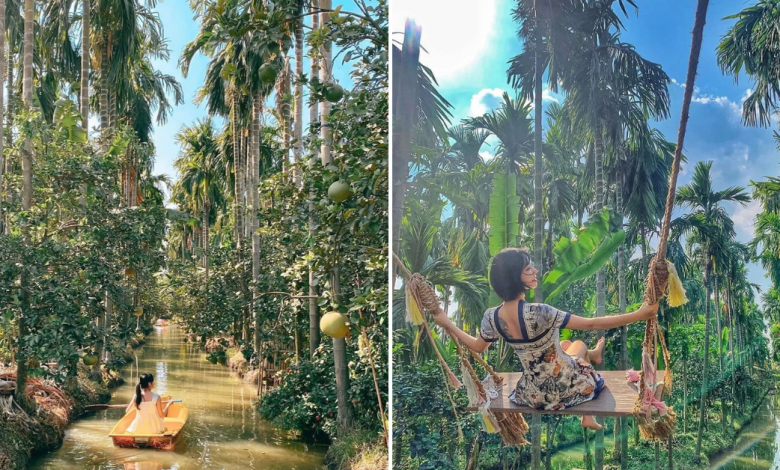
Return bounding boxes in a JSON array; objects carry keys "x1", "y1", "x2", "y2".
[
  {"x1": 394, "y1": 0, "x2": 780, "y2": 469},
  {"x1": 160, "y1": 0, "x2": 389, "y2": 447}
]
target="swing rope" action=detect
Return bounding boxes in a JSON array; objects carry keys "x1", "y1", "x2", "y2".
[{"x1": 394, "y1": 223, "x2": 687, "y2": 443}]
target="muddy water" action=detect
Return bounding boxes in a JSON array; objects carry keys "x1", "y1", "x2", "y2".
[{"x1": 28, "y1": 325, "x2": 326, "y2": 470}]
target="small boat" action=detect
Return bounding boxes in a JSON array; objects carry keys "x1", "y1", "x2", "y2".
[{"x1": 108, "y1": 396, "x2": 188, "y2": 450}]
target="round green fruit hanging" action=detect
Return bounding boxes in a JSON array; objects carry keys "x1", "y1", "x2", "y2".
[
  {"x1": 83, "y1": 354, "x2": 99, "y2": 366},
  {"x1": 323, "y1": 84, "x2": 344, "y2": 102},
  {"x1": 259, "y1": 63, "x2": 279, "y2": 83},
  {"x1": 134, "y1": 307, "x2": 144, "y2": 317},
  {"x1": 328, "y1": 181, "x2": 353, "y2": 203},
  {"x1": 320, "y1": 311, "x2": 349, "y2": 339}
]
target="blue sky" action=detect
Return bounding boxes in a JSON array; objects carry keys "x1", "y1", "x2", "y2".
[
  {"x1": 147, "y1": 0, "x2": 358, "y2": 198},
  {"x1": 391, "y1": 0, "x2": 776, "y2": 299}
]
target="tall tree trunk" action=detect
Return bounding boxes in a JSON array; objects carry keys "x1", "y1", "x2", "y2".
[
  {"x1": 100, "y1": 35, "x2": 109, "y2": 143},
  {"x1": 727, "y1": 277, "x2": 735, "y2": 428},
  {"x1": 280, "y1": 58, "x2": 291, "y2": 179},
  {"x1": 714, "y1": 274, "x2": 723, "y2": 377},
  {"x1": 0, "y1": 0, "x2": 6, "y2": 234},
  {"x1": 4, "y1": 47, "x2": 12, "y2": 235},
  {"x1": 593, "y1": 133, "x2": 606, "y2": 470},
  {"x1": 683, "y1": 354, "x2": 687, "y2": 433},
  {"x1": 331, "y1": 268, "x2": 354, "y2": 434},
  {"x1": 244, "y1": 129, "x2": 251, "y2": 240},
  {"x1": 391, "y1": 20, "x2": 420, "y2": 280},
  {"x1": 616, "y1": 172, "x2": 627, "y2": 470},
  {"x1": 203, "y1": 203, "x2": 209, "y2": 285},
  {"x1": 319, "y1": 0, "x2": 333, "y2": 166},
  {"x1": 232, "y1": 104, "x2": 243, "y2": 249},
  {"x1": 319, "y1": 3, "x2": 351, "y2": 431},
  {"x1": 531, "y1": 28, "x2": 545, "y2": 470},
  {"x1": 252, "y1": 96, "x2": 262, "y2": 358},
  {"x1": 16, "y1": 0, "x2": 35, "y2": 413},
  {"x1": 293, "y1": 0, "x2": 303, "y2": 187},
  {"x1": 81, "y1": 0, "x2": 90, "y2": 131},
  {"x1": 696, "y1": 264, "x2": 712, "y2": 458},
  {"x1": 308, "y1": 0, "x2": 320, "y2": 358}
]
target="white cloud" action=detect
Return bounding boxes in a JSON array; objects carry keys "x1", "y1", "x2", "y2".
[
  {"x1": 542, "y1": 89, "x2": 559, "y2": 103},
  {"x1": 469, "y1": 88, "x2": 558, "y2": 117},
  {"x1": 731, "y1": 199, "x2": 762, "y2": 242},
  {"x1": 741, "y1": 88, "x2": 753, "y2": 104},
  {"x1": 391, "y1": 0, "x2": 497, "y2": 83},
  {"x1": 691, "y1": 94, "x2": 741, "y2": 119},
  {"x1": 470, "y1": 88, "x2": 505, "y2": 116},
  {"x1": 479, "y1": 150, "x2": 496, "y2": 162}
]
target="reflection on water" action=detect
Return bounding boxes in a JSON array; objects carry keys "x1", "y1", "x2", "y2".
[
  {"x1": 711, "y1": 394, "x2": 780, "y2": 470},
  {"x1": 29, "y1": 326, "x2": 326, "y2": 470}
]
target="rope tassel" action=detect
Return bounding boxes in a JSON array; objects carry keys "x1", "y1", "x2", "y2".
[{"x1": 666, "y1": 261, "x2": 688, "y2": 307}]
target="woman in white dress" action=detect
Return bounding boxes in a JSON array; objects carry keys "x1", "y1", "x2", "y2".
[{"x1": 125, "y1": 374, "x2": 170, "y2": 434}]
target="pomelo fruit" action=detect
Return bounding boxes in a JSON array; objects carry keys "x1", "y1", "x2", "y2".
[
  {"x1": 259, "y1": 63, "x2": 278, "y2": 83},
  {"x1": 320, "y1": 311, "x2": 349, "y2": 339},
  {"x1": 328, "y1": 181, "x2": 353, "y2": 203},
  {"x1": 83, "y1": 354, "x2": 99, "y2": 366},
  {"x1": 134, "y1": 307, "x2": 144, "y2": 317},
  {"x1": 323, "y1": 84, "x2": 344, "y2": 102}
]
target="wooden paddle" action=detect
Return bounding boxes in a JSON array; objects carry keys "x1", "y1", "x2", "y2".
[{"x1": 85, "y1": 399, "x2": 182, "y2": 411}]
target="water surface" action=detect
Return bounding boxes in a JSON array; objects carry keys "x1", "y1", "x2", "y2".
[{"x1": 29, "y1": 325, "x2": 326, "y2": 470}]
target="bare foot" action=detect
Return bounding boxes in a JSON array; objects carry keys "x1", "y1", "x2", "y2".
[
  {"x1": 581, "y1": 415, "x2": 603, "y2": 430},
  {"x1": 588, "y1": 337, "x2": 606, "y2": 365}
]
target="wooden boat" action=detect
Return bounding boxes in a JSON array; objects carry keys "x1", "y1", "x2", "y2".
[{"x1": 108, "y1": 396, "x2": 188, "y2": 450}]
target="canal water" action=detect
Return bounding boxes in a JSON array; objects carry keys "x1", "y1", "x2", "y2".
[
  {"x1": 710, "y1": 393, "x2": 780, "y2": 470},
  {"x1": 28, "y1": 325, "x2": 326, "y2": 470}
]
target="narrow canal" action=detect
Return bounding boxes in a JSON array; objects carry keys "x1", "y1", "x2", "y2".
[{"x1": 29, "y1": 325, "x2": 326, "y2": 470}]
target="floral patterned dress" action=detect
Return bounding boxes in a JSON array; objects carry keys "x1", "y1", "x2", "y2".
[{"x1": 480, "y1": 302, "x2": 605, "y2": 411}]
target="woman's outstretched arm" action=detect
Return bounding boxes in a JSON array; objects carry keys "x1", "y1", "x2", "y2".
[
  {"x1": 432, "y1": 307, "x2": 491, "y2": 353},
  {"x1": 565, "y1": 301, "x2": 658, "y2": 331}
]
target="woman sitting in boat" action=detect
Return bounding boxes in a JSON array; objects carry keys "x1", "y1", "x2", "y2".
[
  {"x1": 433, "y1": 247, "x2": 658, "y2": 430},
  {"x1": 124, "y1": 374, "x2": 171, "y2": 434}
]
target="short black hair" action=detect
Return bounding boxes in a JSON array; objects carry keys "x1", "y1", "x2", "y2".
[{"x1": 489, "y1": 248, "x2": 531, "y2": 301}]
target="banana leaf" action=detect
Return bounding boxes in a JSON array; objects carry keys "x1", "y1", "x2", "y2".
[
  {"x1": 487, "y1": 173, "x2": 520, "y2": 306},
  {"x1": 542, "y1": 208, "x2": 626, "y2": 305},
  {"x1": 488, "y1": 173, "x2": 520, "y2": 257}
]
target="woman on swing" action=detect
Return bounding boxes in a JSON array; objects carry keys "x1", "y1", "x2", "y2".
[{"x1": 433, "y1": 248, "x2": 658, "y2": 430}]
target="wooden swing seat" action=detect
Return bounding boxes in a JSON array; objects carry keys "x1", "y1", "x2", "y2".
[{"x1": 467, "y1": 371, "x2": 638, "y2": 417}]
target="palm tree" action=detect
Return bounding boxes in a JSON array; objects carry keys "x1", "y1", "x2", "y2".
[
  {"x1": 16, "y1": 0, "x2": 35, "y2": 414},
  {"x1": 718, "y1": 1, "x2": 780, "y2": 127},
  {"x1": 174, "y1": 118, "x2": 226, "y2": 293},
  {"x1": 308, "y1": 0, "x2": 320, "y2": 356},
  {"x1": 674, "y1": 160, "x2": 749, "y2": 458},
  {"x1": 81, "y1": 0, "x2": 88, "y2": 131},
  {"x1": 508, "y1": 0, "x2": 580, "y2": 318},
  {"x1": 465, "y1": 93, "x2": 534, "y2": 175}
]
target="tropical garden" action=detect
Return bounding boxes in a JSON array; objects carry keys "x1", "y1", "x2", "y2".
[
  {"x1": 393, "y1": 1, "x2": 780, "y2": 470},
  {"x1": 0, "y1": 0, "x2": 388, "y2": 469}
]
